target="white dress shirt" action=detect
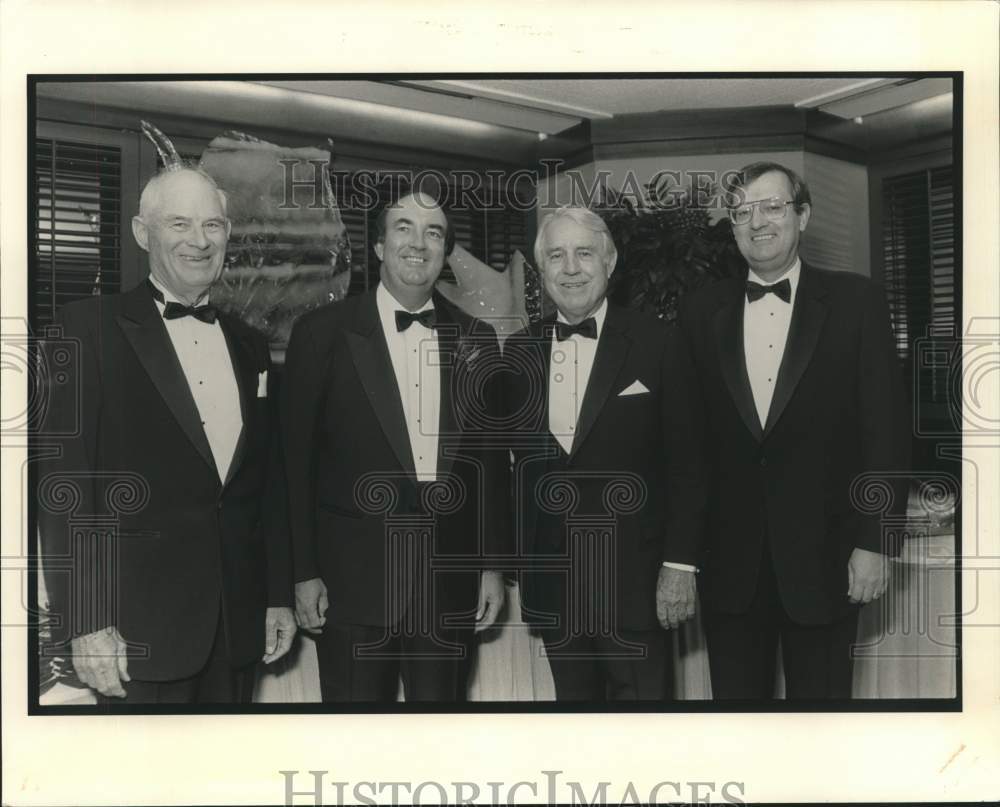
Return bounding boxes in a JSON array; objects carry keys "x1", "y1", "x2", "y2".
[
  {"x1": 547, "y1": 300, "x2": 696, "y2": 573},
  {"x1": 149, "y1": 276, "x2": 242, "y2": 482},
  {"x1": 548, "y1": 299, "x2": 607, "y2": 455},
  {"x1": 375, "y1": 283, "x2": 441, "y2": 482},
  {"x1": 743, "y1": 258, "x2": 801, "y2": 428}
]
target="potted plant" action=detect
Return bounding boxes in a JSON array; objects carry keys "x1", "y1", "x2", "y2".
[{"x1": 594, "y1": 175, "x2": 745, "y2": 323}]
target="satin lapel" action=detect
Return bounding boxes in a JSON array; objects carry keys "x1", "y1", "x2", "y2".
[
  {"x1": 346, "y1": 291, "x2": 416, "y2": 476},
  {"x1": 569, "y1": 305, "x2": 629, "y2": 461},
  {"x1": 218, "y1": 315, "x2": 258, "y2": 487},
  {"x1": 116, "y1": 285, "x2": 218, "y2": 476},
  {"x1": 524, "y1": 317, "x2": 556, "y2": 544},
  {"x1": 712, "y1": 284, "x2": 763, "y2": 442},
  {"x1": 763, "y1": 264, "x2": 829, "y2": 437},
  {"x1": 535, "y1": 317, "x2": 557, "y2": 433},
  {"x1": 433, "y1": 293, "x2": 459, "y2": 480}
]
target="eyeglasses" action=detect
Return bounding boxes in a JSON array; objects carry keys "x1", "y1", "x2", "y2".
[{"x1": 728, "y1": 197, "x2": 795, "y2": 226}]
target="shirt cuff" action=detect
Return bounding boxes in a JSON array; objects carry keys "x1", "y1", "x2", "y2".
[{"x1": 662, "y1": 561, "x2": 698, "y2": 573}]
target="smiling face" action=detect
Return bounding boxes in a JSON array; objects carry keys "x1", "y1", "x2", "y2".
[
  {"x1": 539, "y1": 215, "x2": 615, "y2": 324},
  {"x1": 375, "y1": 192, "x2": 448, "y2": 309},
  {"x1": 131, "y1": 170, "x2": 230, "y2": 305},
  {"x1": 731, "y1": 170, "x2": 810, "y2": 281}
]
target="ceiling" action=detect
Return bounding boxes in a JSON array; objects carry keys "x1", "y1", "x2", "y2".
[
  {"x1": 36, "y1": 76, "x2": 954, "y2": 166},
  {"x1": 412, "y1": 78, "x2": 893, "y2": 115},
  {"x1": 256, "y1": 77, "x2": 943, "y2": 134}
]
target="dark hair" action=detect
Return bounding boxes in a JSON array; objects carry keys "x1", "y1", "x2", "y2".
[
  {"x1": 373, "y1": 191, "x2": 456, "y2": 256},
  {"x1": 723, "y1": 161, "x2": 811, "y2": 213}
]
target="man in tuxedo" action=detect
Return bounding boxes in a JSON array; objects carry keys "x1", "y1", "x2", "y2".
[
  {"x1": 504, "y1": 206, "x2": 683, "y2": 701},
  {"x1": 38, "y1": 166, "x2": 296, "y2": 704},
  {"x1": 662, "y1": 161, "x2": 910, "y2": 699},
  {"x1": 282, "y1": 191, "x2": 508, "y2": 702}
]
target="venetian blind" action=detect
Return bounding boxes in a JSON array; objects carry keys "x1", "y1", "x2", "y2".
[
  {"x1": 881, "y1": 165, "x2": 956, "y2": 410},
  {"x1": 34, "y1": 139, "x2": 122, "y2": 327}
]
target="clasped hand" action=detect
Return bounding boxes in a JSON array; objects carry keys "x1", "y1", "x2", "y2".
[
  {"x1": 72, "y1": 626, "x2": 130, "y2": 698},
  {"x1": 847, "y1": 547, "x2": 890, "y2": 604},
  {"x1": 656, "y1": 566, "x2": 697, "y2": 630}
]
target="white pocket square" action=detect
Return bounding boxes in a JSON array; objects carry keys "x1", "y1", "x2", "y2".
[
  {"x1": 257, "y1": 370, "x2": 268, "y2": 398},
  {"x1": 618, "y1": 380, "x2": 650, "y2": 396}
]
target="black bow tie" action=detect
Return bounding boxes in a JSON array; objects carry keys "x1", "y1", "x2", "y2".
[
  {"x1": 746, "y1": 278, "x2": 792, "y2": 303},
  {"x1": 148, "y1": 281, "x2": 218, "y2": 324},
  {"x1": 395, "y1": 308, "x2": 437, "y2": 332},
  {"x1": 555, "y1": 317, "x2": 598, "y2": 341}
]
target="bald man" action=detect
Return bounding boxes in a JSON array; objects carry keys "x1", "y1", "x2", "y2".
[{"x1": 38, "y1": 167, "x2": 296, "y2": 704}]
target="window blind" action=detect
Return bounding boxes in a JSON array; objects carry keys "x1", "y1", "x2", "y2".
[
  {"x1": 881, "y1": 165, "x2": 956, "y2": 412},
  {"x1": 34, "y1": 138, "x2": 122, "y2": 327}
]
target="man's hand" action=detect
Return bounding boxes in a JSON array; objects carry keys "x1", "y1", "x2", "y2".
[
  {"x1": 262, "y1": 606, "x2": 297, "y2": 664},
  {"x1": 656, "y1": 566, "x2": 697, "y2": 630},
  {"x1": 294, "y1": 577, "x2": 329, "y2": 634},
  {"x1": 848, "y1": 547, "x2": 890, "y2": 604},
  {"x1": 475, "y1": 570, "x2": 505, "y2": 633},
  {"x1": 71, "y1": 626, "x2": 130, "y2": 698}
]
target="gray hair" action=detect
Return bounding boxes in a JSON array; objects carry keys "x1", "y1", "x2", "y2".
[
  {"x1": 533, "y1": 205, "x2": 618, "y2": 271},
  {"x1": 138, "y1": 164, "x2": 229, "y2": 220}
]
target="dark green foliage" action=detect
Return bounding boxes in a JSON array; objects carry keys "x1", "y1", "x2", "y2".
[{"x1": 595, "y1": 176, "x2": 745, "y2": 324}]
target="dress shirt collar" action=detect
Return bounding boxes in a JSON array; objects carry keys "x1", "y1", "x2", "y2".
[
  {"x1": 148, "y1": 274, "x2": 214, "y2": 307},
  {"x1": 376, "y1": 282, "x2": 435, "y2": 330},
  {"x1": 554, "y1": 297, "x2": 608, "y2": 339}
]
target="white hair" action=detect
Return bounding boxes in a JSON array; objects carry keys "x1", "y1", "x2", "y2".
[
  {"x1": 533, "y1": 205, "x2": 617, "y2": 270},
  {"x1": 138, "y1": 165, "x2": 228, "y2": 220}
]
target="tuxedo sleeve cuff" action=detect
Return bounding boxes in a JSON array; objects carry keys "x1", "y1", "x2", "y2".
[
  {"x1": 293, "y1": 559, "x2": 321, "y2": 585},
  {"x1": 662, "y1": 561, "x2": 698, "y2": 573}
]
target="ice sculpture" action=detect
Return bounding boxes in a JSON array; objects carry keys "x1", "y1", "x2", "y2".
[
  {"x1": 199, "y1": 131, "x2": 351, "y2": 360},
  {"x1": 437, "y1": 244, "x2": 531, "y2": 344},
  {"x1": 140, "y1": 120, "x2": 537, "y2": 354}
]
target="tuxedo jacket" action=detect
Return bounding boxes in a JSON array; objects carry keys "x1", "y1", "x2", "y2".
[
  {"x1": 665, "y1": 263, "x2": 911, "y2": 625},
  {"x1": 280, "y1": 289, "x2": 510, "y2": 629},
  {"x1": 504, "y1": 303, "x2": 677, "y2": 633},
  {"x1": 37, "y1": 281, "x2": 292, "y2": 682}
]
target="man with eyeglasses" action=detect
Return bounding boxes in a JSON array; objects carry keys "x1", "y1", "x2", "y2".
[{"x1": 661, "y1": 161, "x2": 910, "y2": 699}]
